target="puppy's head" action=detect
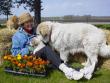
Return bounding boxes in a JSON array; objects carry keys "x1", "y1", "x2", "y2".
[{"x1": 37, "y1": 21, "x2": 53, "y2": 38}]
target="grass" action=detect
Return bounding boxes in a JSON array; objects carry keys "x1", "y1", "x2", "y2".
[{"x1": 0, "y1": 63, "x2": 110, "y2": 83}]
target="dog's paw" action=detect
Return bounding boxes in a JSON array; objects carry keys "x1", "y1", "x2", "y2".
[
  {"x1": 33, "y1": 50, "x2": 36, "y2": 55},
  {"x1": 84, "y1": 74, "x2": 92, "y2": 80},
  {"x1": 80, "y1": 67, "x2": 93, "y2": 80}
]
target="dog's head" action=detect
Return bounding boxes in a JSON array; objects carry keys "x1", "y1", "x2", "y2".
[
  {"x1": 30, "y1": 36, "x2": 43, "y2": 47},
  {"x1": 37, "y1": 21, "x2": 53, "y2": 43}
]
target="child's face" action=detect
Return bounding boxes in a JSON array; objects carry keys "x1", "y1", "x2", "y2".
[{"x1": 23, "y1": 20, "x2": 33, "y2": 31}]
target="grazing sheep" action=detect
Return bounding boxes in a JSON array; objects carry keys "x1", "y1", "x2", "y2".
[{"x1": 33, "y1": 21, "x2": 110, "y2": 80}]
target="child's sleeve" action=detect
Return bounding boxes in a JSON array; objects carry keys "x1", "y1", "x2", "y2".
[{"x1": 11, "y1": 35, "x2": 29, "y2": 56}]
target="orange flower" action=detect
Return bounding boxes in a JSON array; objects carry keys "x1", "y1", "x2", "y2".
[
  {"x1": 20, "y1": 63, "x2": 25, "y2": 68},
  {"x1": 39, "y1": 61, "x2": 43, "y2": 65},
  {"x1": 15, "y1": 61, "x2": 19, "y2": 65},
  {"x1": 12, "y1": 60, "x2": 19, "y2": 65},
  {"x1": 7, "y1": 56, "x2": 12, "y2": 60},
  {"x1": 23, "y1": 55, "x2": 28, "y2": 60},
  {"x1": 17, "y1": 63, "x2": 21, "y2": 67},
  {"x1": 33, "y1": 60, "x2": 39, "y2": 65},
  {"x1": 26, "y1": 61, "x2": 33, "y2": 67},
  {"x1": 27, "y1": 55, "x2": 33, "y2": 61},
  {"x1": 33, "y1": 58, "x2": 49, "y2": 65}
]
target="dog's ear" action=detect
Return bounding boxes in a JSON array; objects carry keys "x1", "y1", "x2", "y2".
[{"x1": 38, "y1": 23, "x2": 50, "y2": 37}]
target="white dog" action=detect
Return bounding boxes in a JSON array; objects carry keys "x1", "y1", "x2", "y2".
[{"x1": 33, "y1": 21, "x2": 110, "y2": 80}]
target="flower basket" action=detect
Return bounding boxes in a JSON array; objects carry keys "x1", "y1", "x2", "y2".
[{"x1": 3, "y1": 54, "x2": 49, "y2": 77}]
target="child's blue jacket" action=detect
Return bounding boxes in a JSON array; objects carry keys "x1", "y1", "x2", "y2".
[{"x1": 11, "y1": 27, "x2": 36, "y2": 56}]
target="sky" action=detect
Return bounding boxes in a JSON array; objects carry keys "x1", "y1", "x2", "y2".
[{"x1": 1, "y1": 0, "x2": 110, "y2": 18}]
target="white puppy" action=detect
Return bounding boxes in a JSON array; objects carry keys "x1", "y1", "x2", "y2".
[{"x1": 35, "y1": 21, "x2": 110, "y2": 80}]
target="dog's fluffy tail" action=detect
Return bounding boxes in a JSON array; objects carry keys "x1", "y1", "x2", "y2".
[{"x1": 99, "y1": 42, "x2": 110, "y2": 58}]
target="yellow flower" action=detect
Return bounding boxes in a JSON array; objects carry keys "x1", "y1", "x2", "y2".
[
  {"x1": 17, "y1": 54, "x2": 22, "y2": 60},
  {"x1": 3, "y1": 56, "x2": 8, "y2": 60}
]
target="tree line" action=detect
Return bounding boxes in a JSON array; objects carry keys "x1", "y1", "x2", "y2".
[{"x1": 0, "y1": 0, "x2": 42, "y2": 26}]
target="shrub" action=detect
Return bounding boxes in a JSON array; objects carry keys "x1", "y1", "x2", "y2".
[{"x1": 95, "y1": 24, "x2": 110, "y2": 30}]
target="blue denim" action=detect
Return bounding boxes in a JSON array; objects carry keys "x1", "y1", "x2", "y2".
[{"x1": 11, "y1": 27, "x2": 36, "y2": 56}]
